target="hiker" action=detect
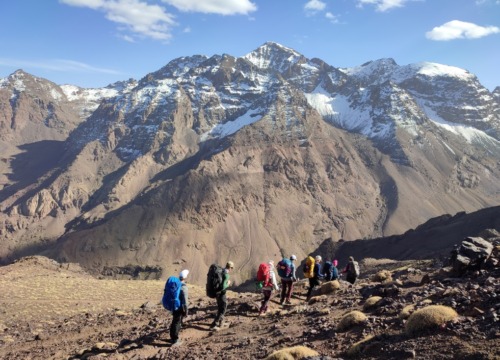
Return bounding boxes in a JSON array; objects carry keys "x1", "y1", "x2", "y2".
[
  {"x1": 259, "y1": 260, "x2": 279, "y2": 314},
  {"x1": 162, "y1": 269, "x2": 189, "y2": 346},
  {"x1": 277, "y1": 255, "x2": 298, "y2": 305},
  {"x1": 210, "y1": 261, "x2": 234, "y2": 329},
  {"x1": 305, "y1": 255, "x2": 325, "y2": 301},
  {"x1": 342, "y1": 256, "x2": 360, "y2": 284},
  {"x1": 323, "y1": 259, "x2": 339, "y2": 281}
]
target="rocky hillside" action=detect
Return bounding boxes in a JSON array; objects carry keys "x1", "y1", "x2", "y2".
[
  {"x1": 0, "y1": 43, "x2": 499, "y2": 284},
  {"x1": 1, "y1": 227, "x2": 499, "y2": 360}
]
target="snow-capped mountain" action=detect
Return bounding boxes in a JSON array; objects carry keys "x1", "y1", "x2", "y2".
[{"x1": 0, "y1": 42, "x2": 499, "y2": 282}]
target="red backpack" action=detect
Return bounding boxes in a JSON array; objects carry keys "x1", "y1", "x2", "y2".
[{"x1": 256, "y1": 263, "x2": 271, "y2": 286}]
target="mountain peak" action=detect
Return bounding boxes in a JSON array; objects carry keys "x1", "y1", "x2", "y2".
[{"x1": 243, "y1": 41, "x2": 303, "y2": 71}]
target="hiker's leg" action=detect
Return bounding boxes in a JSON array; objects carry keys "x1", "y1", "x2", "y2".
[
  {"x1": 306, "y1": 278, "x2": 314, "y2": 300},
  {"x1": 170, "y1": 309, "x2": 183, "y2": 342},
  {"x1": 213, "y1": 295, "x2": 223, "y2": 324},
  {"x1": 286, "y1": 280, "x2": 294, "y2": 301},
  {"x1": 260, "y1": 290, "x2": 271, "y2": 312},
  {"x1": 280, "y1": 279, "x2": 286, "y2": 303},
  {"x1": 218, "y1": 293, "x2": 227, "y2": 325}
]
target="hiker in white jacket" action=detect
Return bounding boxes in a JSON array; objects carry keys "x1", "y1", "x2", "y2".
[{"x1": 259, "y1": 261, "x2": 280, "y2": 314}]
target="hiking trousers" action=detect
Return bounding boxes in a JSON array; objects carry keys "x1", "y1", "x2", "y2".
[
  {"x1": 306, "y1": 278, "x2": 321, "y2": 300},
  {"x1": 346, "y1": 275, "x2": 357, "y2": 284},
  {"x1": 260, "y1": 289, "x2": 273, "y2": 313},
  {"x1": 280, "y1": 278, "x2": 294, "y2": 303},
  {"x1": 214, "y1": 292, "x2": 227, "y2": 325},
  {"x1": 170, "y1": 308, "x2": 184, "y2": 342}
]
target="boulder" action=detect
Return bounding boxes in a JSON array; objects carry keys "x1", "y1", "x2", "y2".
[{"x1": 450, "y1": 237, "x2": 493, "y2": 276}]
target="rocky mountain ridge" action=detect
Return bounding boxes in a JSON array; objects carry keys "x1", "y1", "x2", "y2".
[{"x1": 0, "y1": 42, "x2": 499, "y2": 284}]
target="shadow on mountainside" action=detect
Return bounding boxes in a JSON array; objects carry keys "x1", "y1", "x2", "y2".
[
  {"x1": 62, "y1": 138, "x2": 229, "y2": 234},
  {"x1": 0, "y1": 140, "x2": 65, "y2": 203},
  {"x1": 332, "y1": 206, "x2": 500, "y2": 266}
]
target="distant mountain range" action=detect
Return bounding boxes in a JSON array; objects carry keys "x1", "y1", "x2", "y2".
[{"x1": 0, "y1": 42, "x2": 499, "y2": 284}]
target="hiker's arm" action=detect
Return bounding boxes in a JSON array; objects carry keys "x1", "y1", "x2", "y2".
[
  {"x1": 291, "y1": 264, "x2": 297, "y2": 281},
  {"x1": 222, "y1": 272, "x2": 230, "y2": 291},
  {"x1": 271, "y1": 271, "x2": 279, "y2": 290},
  {"x1": 181, "y1": 285, "x2": 188, "y2": 316},
  {"x1": 316, "y1": 264, "x2": 324, "y2": 278}
]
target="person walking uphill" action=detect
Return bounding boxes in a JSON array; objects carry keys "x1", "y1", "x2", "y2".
[
  {"x1": 259, "y1": 261, "x2": 279, "y2": 315},
  {"x1": 208, "y1": 261, "x2": 234, "y2": 329},
  {"x1": 342, "y1": 256, "x2": 360, "y2": 284},
  {"x1": 162, "y1": 269, "x2": 189, "y2": 346},
  {"x1": 305, "y1": 255, "x2": 325, "y2": 302},
  {"x1": 277, "y1": 255, "x2": 297, "y2": 305}
]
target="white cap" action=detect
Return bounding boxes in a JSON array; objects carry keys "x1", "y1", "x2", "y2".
[
  {"x1": 290, "y1": 255, "x2": 297, "y2": 260},
  {"x1": 315, "y1": 255, "x2": 322, "y2": 262},
  {"x1": 179, "y1": 269, "x2": 189, "y2": 279},
  {"x1": 268, "y1": 260, "x2": 274, "y2": 267}
]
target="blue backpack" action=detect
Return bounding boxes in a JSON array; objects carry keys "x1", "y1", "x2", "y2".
[
  {"x1": 162, "y1": 276, "x2": 182, "y2": 312},
  {"x1": 277, "y1": 258, "x2": 292, "y2": 278},
  {"x1": 323, "y1": 261, "x2": 334, "y2": 280}
]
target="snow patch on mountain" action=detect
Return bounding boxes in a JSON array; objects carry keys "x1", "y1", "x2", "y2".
[
  {"x1": 305, "y1": 85, "x2": 373, "y2": 136},
  {"x1": 201, "y1": 109, "x2": 262, "y2": 139},
  {"x1": 243, "y1": 42, "x2": 302, "y2": 71},
  {"x1": 419, "y1": 100, "x2": 499, "y2": 146}
]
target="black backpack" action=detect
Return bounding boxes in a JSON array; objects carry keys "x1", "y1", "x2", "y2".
[{"x1": 206, "y1": 264, "x2": 224, "y2": 298}]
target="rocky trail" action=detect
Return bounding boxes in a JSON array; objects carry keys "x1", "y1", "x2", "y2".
[{"x1": 1, "y1": 235, "x2": 499, "y2": 360}]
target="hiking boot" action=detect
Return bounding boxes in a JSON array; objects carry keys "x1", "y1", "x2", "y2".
[
  {"x1": 285, "y1": 300, "x2": 292, "y2": 305},
  {"x1": 209, "y1": 322, "x2": 218, "y2": 330}
]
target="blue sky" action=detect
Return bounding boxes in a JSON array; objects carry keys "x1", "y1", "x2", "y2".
[{"x1": 1, "y1": 0, "x2": 499, "y2": 90}]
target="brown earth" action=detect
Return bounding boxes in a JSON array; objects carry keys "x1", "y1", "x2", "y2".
[{"x1": 1, "y1": 255, "x2": 499, "y2": 360}]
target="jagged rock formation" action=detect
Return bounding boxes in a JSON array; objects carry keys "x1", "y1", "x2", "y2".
[{"x1": 0, "y1": 42, "x2": 499, "y2": 284}]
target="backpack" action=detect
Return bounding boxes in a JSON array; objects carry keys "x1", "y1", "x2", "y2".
[
  {"x1": 303, "y1": 256, "x2": 315, "y2": 278},
  {"x1": 277, "y1": 258, "x2": 292, "y2": 278},
  {"x1": 162, "y1": 276, "x2": 182, "y2": 312},
  {"x1": 348, "y1": 261, "x2": 360, "y2": 277},
  {"x1": 323, "y1": 261, "x2": 333, "y2": 280},
  {"x1": 206, "y1": 264, "x2": 225, "y2": 298},
  {"x1": 256, "y1": 263, "x2": 271, "y2": 284}
]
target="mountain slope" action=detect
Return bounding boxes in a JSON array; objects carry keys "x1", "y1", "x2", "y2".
[{"x1": 0, "y1": 43, "x2": 499, "y2": 284}]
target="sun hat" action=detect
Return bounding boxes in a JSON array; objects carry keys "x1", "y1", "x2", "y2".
[{"x1": 179, "y1": 269, "x2": 189, "y2": 279}]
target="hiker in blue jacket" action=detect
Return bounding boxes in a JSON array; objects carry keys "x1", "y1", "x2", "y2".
[
  {"x1": 170, "y1": 269, "x2": 189, "y2": 346},
  {"x1": 306, "y1": 255, "x2": 325, "y2": 302},
  {"x1": 279, "y1": 255, "x2": 298, "y2": 305}
]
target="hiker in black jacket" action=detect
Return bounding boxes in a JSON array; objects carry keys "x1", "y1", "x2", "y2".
[
  {"x1": 342, "y1": 256, "x2": 360, "y2": 284},
  {"x1": 170, "y1": 269, "x2": 189, "y2": 346},
  {"x1": 210, "y1": 261, "x2": 234, "y2": 329},
  {"x1": 306, "y1": 255, "x2": 325, "y2": 301}
]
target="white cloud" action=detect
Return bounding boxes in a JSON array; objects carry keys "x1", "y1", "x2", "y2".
[
  {"x1": 0, "y1": 58, "x2": 121, "y2": 74},
  {"x1": 61, "y1": 0, "x2": 176, "y2": 41},
  {"x1": 325, "y1": 12, "x2": 340, "y2": 23},
  {"x1": 304, "y1": 0, "x2": 326, "y2": 12},
  {"x1": 357, "y1": 0, "x2": 408, "y2": 12},
  {"x1": 426, "y1": 20, "x2": 500, "y2": 41},
  {"x1": 161, "y1": 0, "x2": 257, "y2": 15},
  {"x1": 475, "y1": 0, "x2": 500, "y2": 4}
]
